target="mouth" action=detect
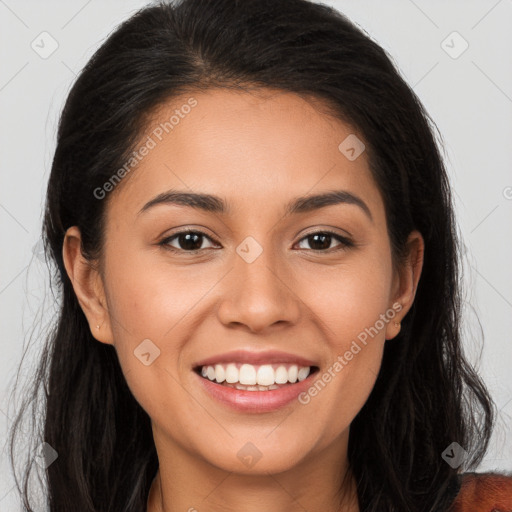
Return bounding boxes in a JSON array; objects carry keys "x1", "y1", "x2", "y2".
[
  {"x1": 191, "y1": 350, "x2": 321, "y2": 412},
  {"x1": 193, "y1": 362, "x2": 320, "y2": 391},
  {"x1": 193, "y1": 362, "x2": 320, "y2": 412}
]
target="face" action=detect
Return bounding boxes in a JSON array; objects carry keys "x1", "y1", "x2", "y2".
[{"x1": 65, "y1": 87, "x2": 423, "y2": 477}]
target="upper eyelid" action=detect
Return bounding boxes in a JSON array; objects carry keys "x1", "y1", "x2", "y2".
[{"x1": 160, "y1": 229, "x2": 219, "y2": 250}]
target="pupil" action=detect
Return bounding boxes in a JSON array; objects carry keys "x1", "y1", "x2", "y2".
[
  {"x1": 180, "y1": 233, "x2": 202, "y2": 250},
  {"x1": 310, "y1": 233, "x2": 330, "y2": 250}
]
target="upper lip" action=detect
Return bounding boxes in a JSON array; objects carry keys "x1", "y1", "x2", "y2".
[{"x1": 193, "y1": 349, "x2": 319, "y2": 369}]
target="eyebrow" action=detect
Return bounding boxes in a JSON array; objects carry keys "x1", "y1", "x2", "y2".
[{"x1": 138, "y1": 189, "x2": 373, "y2": 221}]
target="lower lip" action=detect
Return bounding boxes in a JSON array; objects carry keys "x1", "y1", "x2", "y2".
[{"x1": 194, "y1": 370, "x2": 317, "y2": 413}]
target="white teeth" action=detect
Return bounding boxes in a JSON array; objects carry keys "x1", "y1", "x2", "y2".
[
  {"x1": 214, "y1": 364, "x2": 225, "y2": 383},
  {"x1": 298, "y1": 366, "x2": 310, "y2": 381},
  {"x1": 256, "y1": 365, "x2": 274, "y2": 386},
  {"x1": 225, "y1": 364, "x2": 238, "y2": 383},
  {"x1": 275, "y1": 366, "x2": 289, "y2": 384},
  {"x1": 228, "y1": 383, "x2": 281, "y2": 391},
  {"x1": 239, "y1": 364, "x2": 257, "y2": 385},
  {"x1": 200, "y1": 362, "x2": 313, "y2": 386}
]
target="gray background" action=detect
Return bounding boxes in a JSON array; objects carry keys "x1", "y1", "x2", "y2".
[{"x1": 1, "y1": 0, "x2": 511, "y2": 508}]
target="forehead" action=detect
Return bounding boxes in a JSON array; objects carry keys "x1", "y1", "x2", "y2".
[{"x1": 107, "y1": 87, "x2": 384, "y2": 222}]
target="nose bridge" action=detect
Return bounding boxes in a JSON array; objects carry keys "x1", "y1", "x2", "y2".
[
  {"x1": 217, "y1": 234, "x2": 299, "y2": 330},
  {"x1": 237, "y1": 235, "x2": 280, "y2": 295}
]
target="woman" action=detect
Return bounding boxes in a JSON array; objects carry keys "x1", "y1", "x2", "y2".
[{"x1": 8, "y1": 0, "x2": 512, "y2": 510}]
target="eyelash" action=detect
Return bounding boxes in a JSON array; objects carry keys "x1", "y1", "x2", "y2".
[{"x1": 158, "y1": 229, "x2": 354, "y2": 254}]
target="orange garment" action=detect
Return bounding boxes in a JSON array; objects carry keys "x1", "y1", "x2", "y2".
[{"x1": 450, "y1": 472, "x2": 512, "y2": 512}]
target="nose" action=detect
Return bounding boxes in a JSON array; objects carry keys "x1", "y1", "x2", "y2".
[{"x1": 216, "y1": 242, "x2": 301, "y2": 333}]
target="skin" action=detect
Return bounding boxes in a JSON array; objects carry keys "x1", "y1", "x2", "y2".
[{"x1": 63, "y1": 88, "x2": 424, "y2": 512}]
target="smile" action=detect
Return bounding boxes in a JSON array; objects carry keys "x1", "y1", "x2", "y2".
[
  {"x1": 193, "y1": 357, "x2": 320, "y2": 413},
  {"x1": 197, "y1": 363, "x2": 315, "y2": 390}
]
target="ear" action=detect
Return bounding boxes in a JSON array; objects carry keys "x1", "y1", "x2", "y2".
[
  {"x1": 385, "y1": 230, "x2": 424, "y2": 340},
  {"x1": 62, "y1": 226, "x2": 114, "y2": 345}
]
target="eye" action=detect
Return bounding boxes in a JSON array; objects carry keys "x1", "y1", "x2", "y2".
[
  {"x1": 159, "y1": 230, "x2": 219, "y2": 253},
  {"x1": 295, "y1": 230, "x2": 353, "y2": 252},
  {"x1": 159, "y1": 229, "x2": 354, "y2": 254}
]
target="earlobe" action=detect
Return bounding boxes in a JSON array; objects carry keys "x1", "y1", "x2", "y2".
[
  {"x1": 385, "y1": 304, "x2": 402, "y2": 340},
  {"x1": 62, "y1": 226, "x2": 114, "y2": 345},
  {"x1": 385, "y1": 230, "x2": 425, "y2": 340}
]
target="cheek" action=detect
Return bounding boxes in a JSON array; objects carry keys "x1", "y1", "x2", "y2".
[
  {"x1": 296, "y1": 245, "x2": 394, "y2": 345},
  {"x1": 298, "y1": 339, "x2": 384, "y2": 451},
  {"x1": 293, "y1": 249, "x2": 393, "y2": 432},
  {"x1": 104, "y1": 241, "x2": 215, "y2": 344},
  {"x1": 101, "y1": 244, "x2": 232, "y2": 420},
  {"x1": 100, "y1": 247, "x2": 183, "y2": 398}
]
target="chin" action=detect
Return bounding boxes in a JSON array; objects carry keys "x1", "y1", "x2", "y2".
[{"x1": 196, "y1": 435, "x2": 312, "y2": 475}]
